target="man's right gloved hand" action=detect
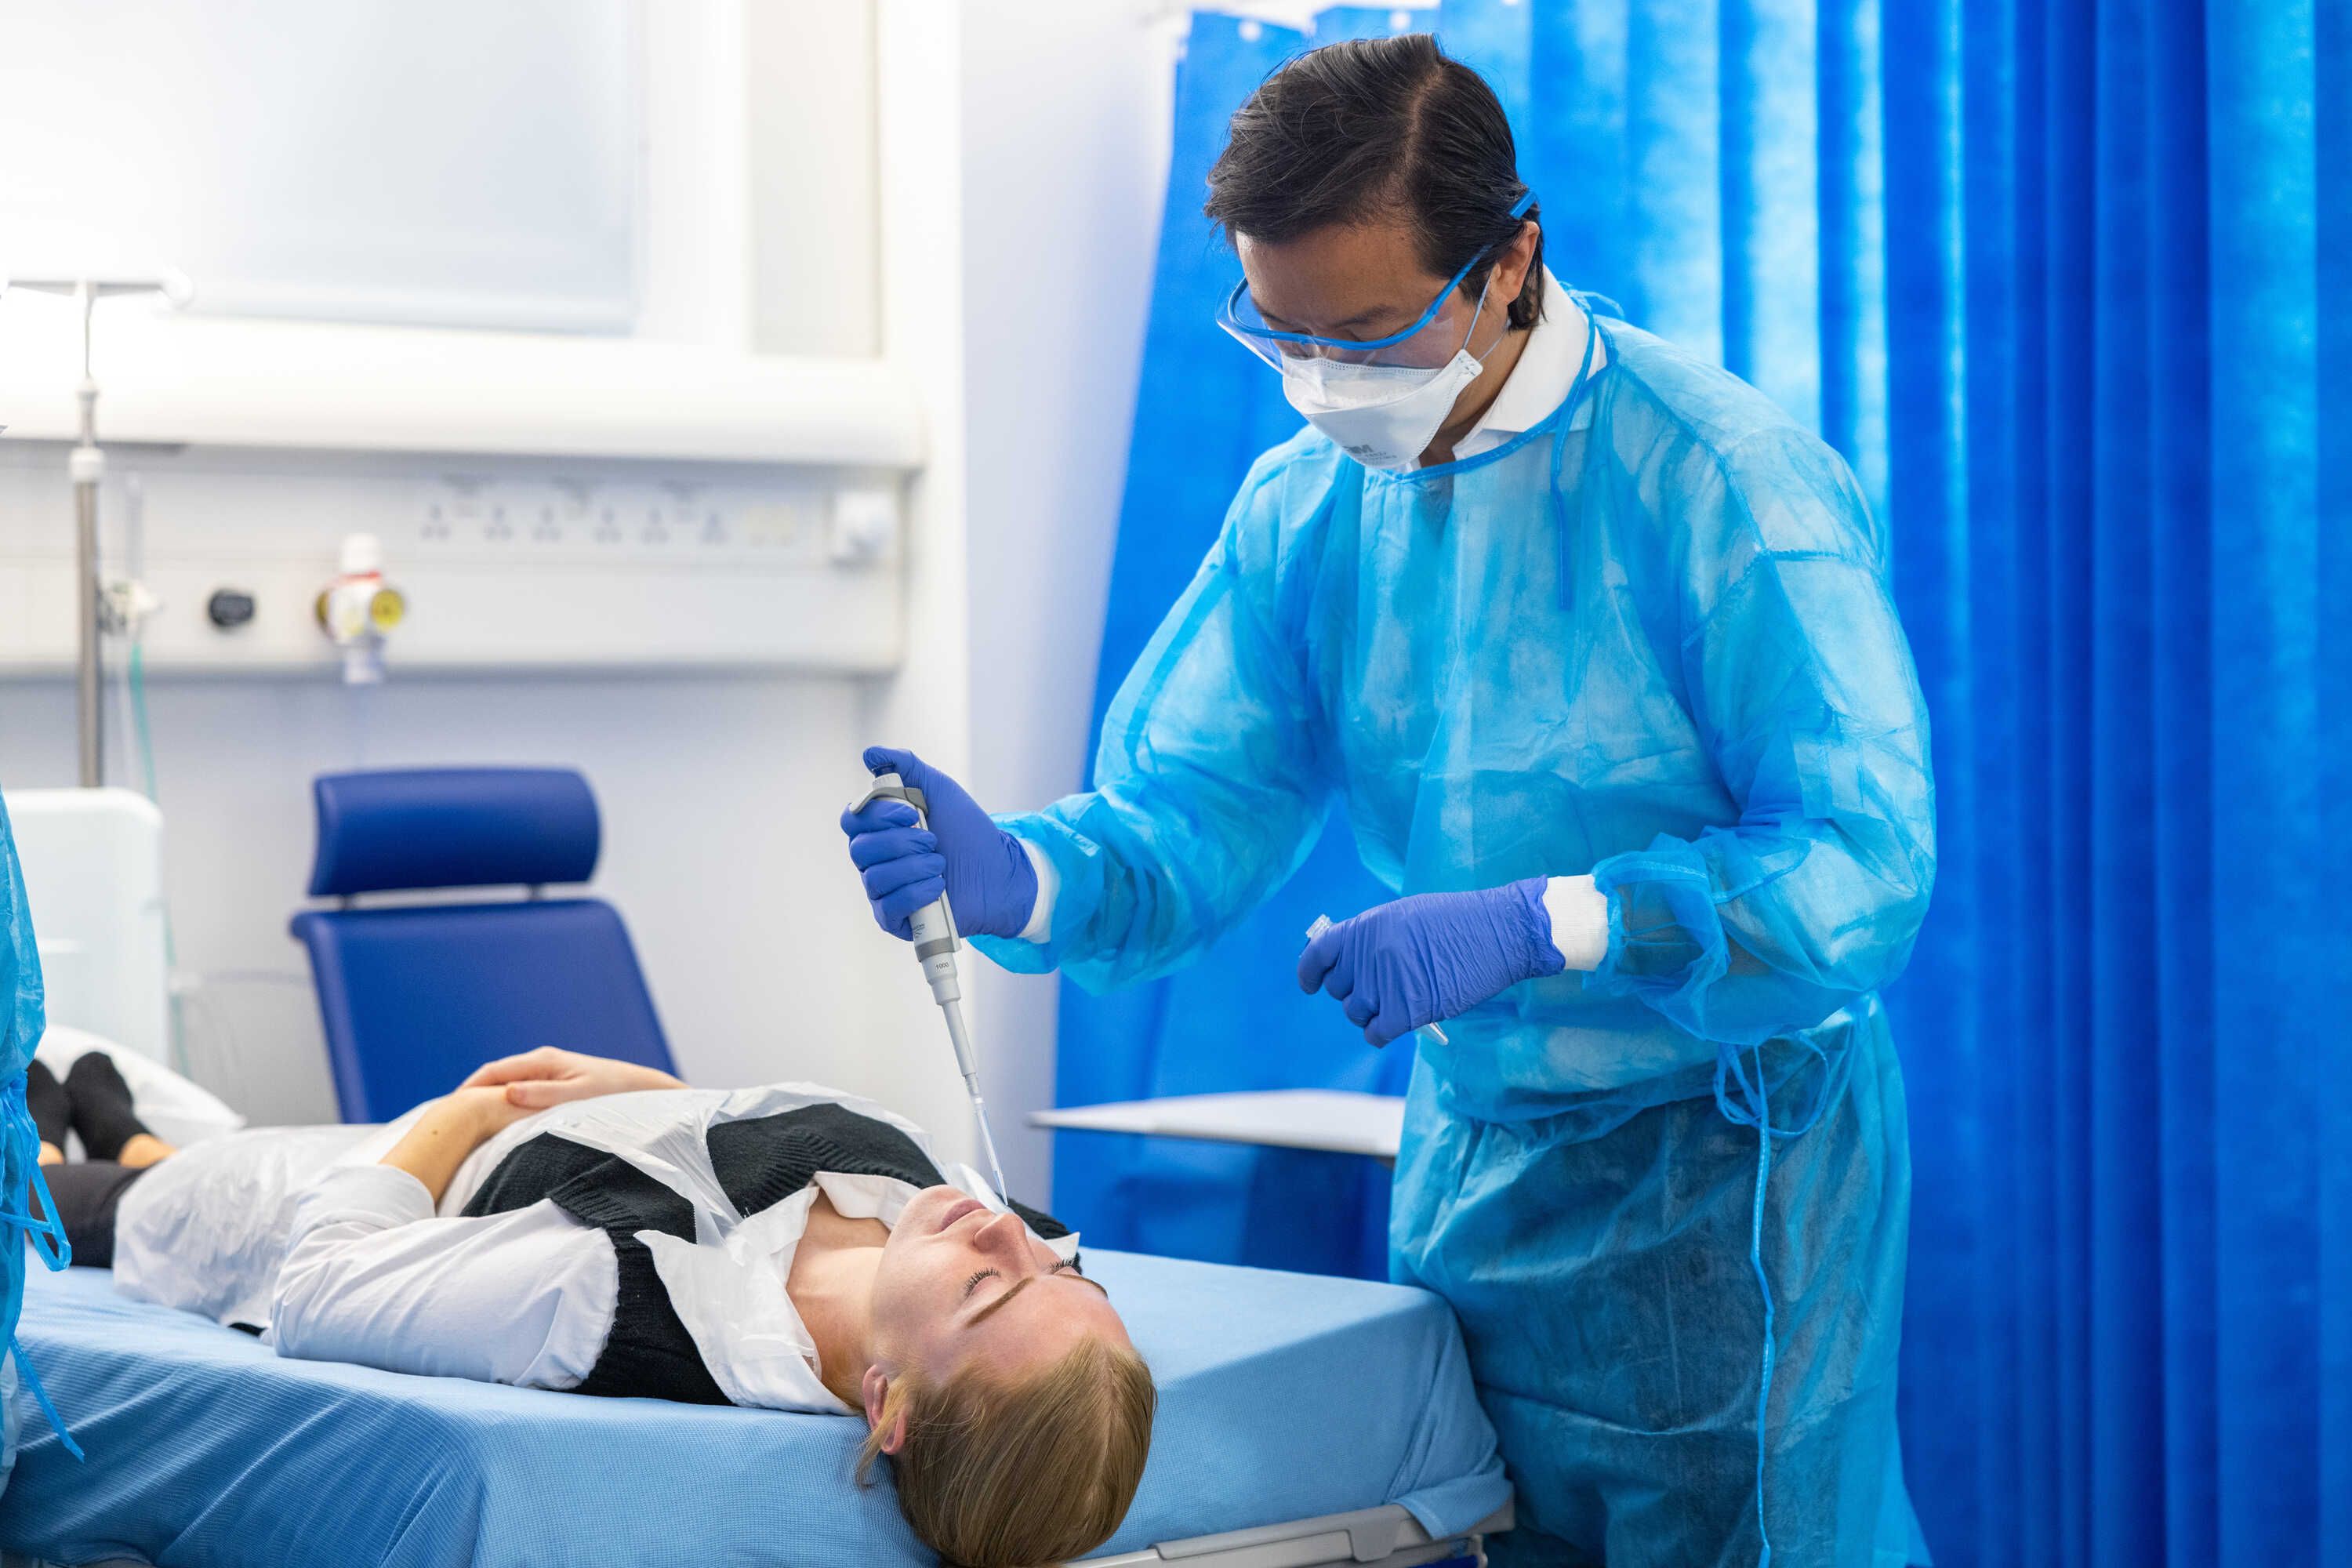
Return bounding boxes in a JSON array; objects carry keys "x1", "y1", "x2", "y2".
[{"x1": 840, "y1": 746, "x2": 1039, "y2": 942}]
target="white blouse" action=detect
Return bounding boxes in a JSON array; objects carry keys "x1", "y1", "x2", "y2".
[{"x1": 116, "y1": 1082, "x2": 1073, "y2": 1415}]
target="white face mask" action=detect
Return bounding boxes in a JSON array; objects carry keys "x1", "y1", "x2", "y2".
[
  {"x1": 1278, "y1": 347, "x2": 1488, "y2": 471},
  {"x1": 1272, "y1": 277, "x2": 1501, "y2": 471}
]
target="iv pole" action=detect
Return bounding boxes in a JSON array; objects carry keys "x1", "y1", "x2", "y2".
[
  {"x1": 2, "y1": 274, "x2": 188, "y2": 787},
  {"x1": 71, "y1": 283, "x2": 105, "y2": 788}
]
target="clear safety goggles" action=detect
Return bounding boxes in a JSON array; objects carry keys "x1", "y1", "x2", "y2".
[{"x1": 1217, "y1": 190, "x2": 1536, "y2": 371}]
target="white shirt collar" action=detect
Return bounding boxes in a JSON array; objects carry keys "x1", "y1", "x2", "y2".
[
  {"x1": 642, "y1": 1171, "x2": 921, "y2": 1414},
  {"x1": 1437, "y1": 267, "x2": 1605, "y2": 467},
  {"x1": 653, "y1": 1165, "x2": 1076, "y2": 1413}
]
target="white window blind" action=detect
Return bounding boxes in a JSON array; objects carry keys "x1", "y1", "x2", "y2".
[{"x1": 0, "y1": 0, "x2": 641, "y2": 333}]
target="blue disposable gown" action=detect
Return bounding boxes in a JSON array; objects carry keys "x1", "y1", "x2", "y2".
[
  {"x1": 979, "y1": 313, "x2": 1935, "y2": 1566},
  {"x1": 1, "y1": 790, "x2": 71, "y2": 1491}
]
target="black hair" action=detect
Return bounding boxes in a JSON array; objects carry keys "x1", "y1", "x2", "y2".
[{"x1": 1203, "y1": 34, "x2": 1544, "y2": 332}]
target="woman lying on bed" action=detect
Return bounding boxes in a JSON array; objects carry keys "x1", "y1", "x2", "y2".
[{"x1": 40, "y1": 1046, "x2": 1154, "y2": 1568}]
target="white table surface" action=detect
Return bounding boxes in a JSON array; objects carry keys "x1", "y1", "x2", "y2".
[{"x1": 1030, "y1": 1089, "x2": 1406, "y2": 1161}]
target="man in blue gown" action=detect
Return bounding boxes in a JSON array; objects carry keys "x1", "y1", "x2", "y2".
[{"x1": 845, "y1": 34, "x2": 1933, "y2": 1567}]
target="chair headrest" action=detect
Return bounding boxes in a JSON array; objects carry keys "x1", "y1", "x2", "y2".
[{"x1": 307, "y1": 768, "x2": 601, "y2": 898}]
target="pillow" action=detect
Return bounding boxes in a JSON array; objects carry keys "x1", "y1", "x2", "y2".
[{"x1": 32, "y1": 1026, "x2": 246, "y2": 1150}]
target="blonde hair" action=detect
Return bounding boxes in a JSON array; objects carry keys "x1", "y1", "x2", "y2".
[{"x1": 858, "y1": 1335, "x2": 1156, "y2": 1567}]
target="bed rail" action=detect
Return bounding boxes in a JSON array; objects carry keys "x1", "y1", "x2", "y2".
[
  {"x1": 3, "y1": 1504, "x2": 1514, "y2": 1568},
  {"x1": 1080, "y1": 1500, "x2": 1512, "y2": 1568}
]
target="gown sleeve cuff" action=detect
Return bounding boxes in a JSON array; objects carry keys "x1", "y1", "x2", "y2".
[
  {"x1": 1017, "y1": 838, "x2": 1057, "y2": 942},
  {"x1": 1541, "y1": 875, "x2": 1612, "y2": 971},
  {"x1": 971, "y1": 814, "x2": 1102, "y2": 975},
  {"x1": 1584, "y1": 837, "x2": 1733, "y2": 1036}
]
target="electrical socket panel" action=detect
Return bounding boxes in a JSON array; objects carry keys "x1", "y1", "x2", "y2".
[
  {"x1": 0, "y1": 445, "x2": 907, "y2": 673},
  {"x1": 409, "y1": 480, "x2": 837, "y2": 566}
]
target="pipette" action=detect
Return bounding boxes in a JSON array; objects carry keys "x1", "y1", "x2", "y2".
[
  {"x1": 1306, "y1": 914, "x2": 1449, "y2": 1045},
  {"x1": 855, "y1": 768, "x2": 1011, "y2": 1198}
]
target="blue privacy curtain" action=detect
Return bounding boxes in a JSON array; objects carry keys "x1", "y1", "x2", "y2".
[
  {"x1": 1062, "y1": 2, "x2": 2349, "y2": 1563},
  {"x1": 1881, "y1": 3, "x2": 2352, "y2": 1566}
]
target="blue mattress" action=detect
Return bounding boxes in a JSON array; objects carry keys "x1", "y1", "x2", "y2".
[{"x1": 0, "y1": 1251, "x2": 1507, "y2": 1566}]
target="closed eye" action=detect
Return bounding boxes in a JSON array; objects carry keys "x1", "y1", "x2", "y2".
[
  {"x1": 1050, "y1": 1258, "x2": 1110, "y2": 1301},
  {"x1": 961, "y1": 1268, "x2": 1000, "y2": 1299},
  {"x1": 962, "y1": 1261, "x2": 1112, "y2": 1327}
]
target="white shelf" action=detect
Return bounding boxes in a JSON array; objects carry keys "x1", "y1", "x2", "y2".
[
  {"x1": 1032, "y1": 1091, "x2": 1406, "y2": 1162},
  {"x1": 0, "y1": 302, "x2": 926, "y2": 467}
]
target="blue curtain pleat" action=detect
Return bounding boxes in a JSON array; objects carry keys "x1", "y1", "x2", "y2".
[
  {"x1": 2208, "y1": 4, "x2": 2328, "y2": 1561},
  {"x1": 2085, "y1": 6, "x2": 2161, "y2": 1563},
  {"x1": 1629, "y1": 0, "x2": 1726, "y2": 356},
  {"x1": 1069, "y1": 3, "x2": 2348, "y2": 1560},
  {"x1": 2146, "y1": 0, "x2": 2221, "y2": 1563},
  {"x1": 1881, "y1": 0, "x2": 1987, "y2": 1550},
  {"x1": 2318, "y1": 16, "x2": 2352, "y2": 1565}
]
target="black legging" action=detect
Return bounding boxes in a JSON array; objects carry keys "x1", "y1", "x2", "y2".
[
  {"x1": 30, "y1": 1160, "x2": 147, "y2": 1269},
  {"x1": 24, "y1": 1052, "x2": 159, "y2": 1270}
]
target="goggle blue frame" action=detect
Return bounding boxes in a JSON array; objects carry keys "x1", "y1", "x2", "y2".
[{"x1": 1218, "y1": 189, "x2": 1537, "y2": 355}]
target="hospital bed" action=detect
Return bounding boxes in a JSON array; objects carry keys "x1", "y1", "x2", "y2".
[
  {"x1": 2, "y1": 770, "x2": 1512, "y2": 1562},
  {"x1": 0, "y1": 1251, "x2": 1509, "y2": 1566}
]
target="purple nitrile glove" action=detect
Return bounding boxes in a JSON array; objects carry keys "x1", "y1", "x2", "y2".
[
  {"x1": 1297, "y1": 879, "x2": 1565, "y2": 1047},
  {"x1": 839, "y1": 746, "x2": 1038, "y2": 942}
]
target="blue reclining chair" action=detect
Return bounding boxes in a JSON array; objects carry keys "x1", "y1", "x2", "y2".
[{"x1": 290, "y1": 767, "x2": 673, "y2": 1123}]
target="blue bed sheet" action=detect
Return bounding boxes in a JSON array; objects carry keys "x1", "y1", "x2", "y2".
[{"x1": 0, "y1": 1250, "x2": 1507, "y2": 1566}]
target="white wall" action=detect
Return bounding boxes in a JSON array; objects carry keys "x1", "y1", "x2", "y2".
[
  {"x1": 855, "y1": 0, "x2": 985, "y2": 1171},
  {"x1": 954, "y1": 0, "x2": 1174, "y2": 1193},
  {"x1": 0, "y1": 1, "x2": 913, "y2": 1132},
  {"x1": 844, "y1": 0, "x2": 1173, "y2": 1197},
  {"x1": 745, "y1": 2, "x2": 881, "y2": 357},
  {"x1": 0, "y1": 0, "x2": 1176, "y2": 1194},
  {"x1": 0, "y1": 671, "x2": 881, "y2": 1125}
]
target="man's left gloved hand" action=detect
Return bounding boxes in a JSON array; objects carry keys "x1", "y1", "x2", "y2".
[{"x1": 1297, "y1": 879, "x2": 1566, "y2": 1047}]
